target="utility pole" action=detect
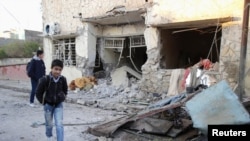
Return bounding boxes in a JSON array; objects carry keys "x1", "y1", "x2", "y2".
[{"x1": 238, "y1": 0, "x2": 250, "y2": 101}]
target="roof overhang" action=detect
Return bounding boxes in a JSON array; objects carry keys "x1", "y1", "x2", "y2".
[
  {"x1": 40, "y1": 32, "x2": 79, "y2": 39},
  {"x1": 81, "y1": 8, "x2": 146, "y2": 25},
  {"x1": 155, "y1": 17, "x2": 237, "y2": 29}
]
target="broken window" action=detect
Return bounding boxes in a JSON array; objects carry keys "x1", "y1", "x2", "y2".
[
  {"x1": 52, "y1": 38, "x2": 76, "y2": 66},
  {"x1": 160, "y1": 26, "x2": 221, "y2": 69},
  {"x1": 104, "y1": 38, "x2": 125, "y2": 48},
  {"x1": 130, "y1": 35, "x2": 146, "y2": 47},
  {"x1": 101, "y1": 35, "x2": 147, "y2": 73},
  {"x1": 104, "y1": 38, "x2": 125, "y2": 53}
]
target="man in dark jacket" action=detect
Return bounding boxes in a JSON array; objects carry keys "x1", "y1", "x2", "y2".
[
  {"x1": 27, "y1": 50, "x2": 46, "y2": 107},
  {"x1": 36, "y1": 59, "x2": 68, "y2": 141}
]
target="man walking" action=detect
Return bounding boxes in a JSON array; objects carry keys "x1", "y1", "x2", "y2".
[{"x1": 27, "y1": 50, "x2": 46, "y2": 107}]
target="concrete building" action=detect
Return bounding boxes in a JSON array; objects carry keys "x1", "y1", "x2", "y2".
[
  {"x1": 0, "y1": 29, "x2": 43, "y2": 46},
  {"x1": 41, "y1": 0, "x2": 250, "y2": 97},
  {"x1": 0, "y1": 29, "x2": 24, "y2": 40}
]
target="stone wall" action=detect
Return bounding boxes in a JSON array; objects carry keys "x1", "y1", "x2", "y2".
[
  {"x1": 140, "y1": 24, "x2": 244, "y2": 94},
  {"x1": 139, "y1": 0, "x2": 245, "y2": 95},
  {"x1": 220, "y1": 24, "x2": 242, "y2": 89},
  {"x1": 139, "y1": 27, "x2": 172, "y2": 94}
]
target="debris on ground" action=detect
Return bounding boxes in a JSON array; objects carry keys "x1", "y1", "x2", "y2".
[
  {"x1": 63, "y1": 62, "x2": 249, "y2": 140},
  {"x1": 86, "y1": 80, "x2": 250, "y2": 140},
  {"x1": 69, "y1": 76, "x2": 97, "y2": 91}
]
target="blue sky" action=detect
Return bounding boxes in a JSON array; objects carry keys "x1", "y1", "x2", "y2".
[{"x1": 0, "y1": 0, "x2": 42, "y2": 31}]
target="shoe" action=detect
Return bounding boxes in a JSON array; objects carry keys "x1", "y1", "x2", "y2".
[
  {"x1": 29, "y1": 103, "x2": 35, "y2": 107},
  {"x1": 47, "y1": 137, "x2": 53, "y2": 141}
]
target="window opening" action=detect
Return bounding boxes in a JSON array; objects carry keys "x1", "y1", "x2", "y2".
[
  {"x1": 104, "y1": 38, "x2": 125, "y2": 48},
  {"x1": 52, "y1": 38, "x2": 76, "y2": 66},
  {"x1": 130, "y1": 35, "x2": 146, "y2": 47},
  {"x1": 103, "y1": 36, "x2": 147, "y2": 74},
  {"x1": 160, "y1": 26, "x2": 221, "y2": 69},
  {"x1": 129, "y1": 35, "x2": 146, "y2": 73}
]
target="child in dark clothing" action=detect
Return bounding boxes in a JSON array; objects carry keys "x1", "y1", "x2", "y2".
[
  {"x1": 36, "y1": 59, "x2": 68, "y2": 141},
  {"x1": 28, "y1": 50, "x2": 46, "y2": 107}
]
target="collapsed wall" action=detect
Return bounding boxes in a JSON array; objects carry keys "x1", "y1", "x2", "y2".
[
  {"x1": 139, "y1": 27, "x2": 172, "y2": 94},
  {"x1": 139, "y1": 24, "x2": 247, "y2": 96}
]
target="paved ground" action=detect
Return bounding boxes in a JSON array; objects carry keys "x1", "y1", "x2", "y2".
[{"x1": 0, "y1": 79, "x2": 125, "y2": 141}]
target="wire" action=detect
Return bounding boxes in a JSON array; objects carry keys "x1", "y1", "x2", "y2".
[
  {"x1": 206, "y1": 18, "x2": 221, "y2": 61},
  {"x1": 0, "y1": 1, "x2": 23, "y2": 28}
]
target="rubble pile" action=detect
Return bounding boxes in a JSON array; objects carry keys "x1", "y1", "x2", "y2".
[
  {"x1": 68, "y1": 75, "x2": 152, "y2": 113},
  {"x1": 86, "y1": 80, "x2": 250, "y2": 141},
  {"x1": 66, "y1": 61, "x2": 250, "y2": 140}
]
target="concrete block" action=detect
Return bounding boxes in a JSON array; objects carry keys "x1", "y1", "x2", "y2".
[{"x1": 111, "y1": 66, "x2": 129, "y2": 88}]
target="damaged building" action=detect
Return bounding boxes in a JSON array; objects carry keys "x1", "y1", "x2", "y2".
[{"x1": 42, "y1": 0, "x2": 250, "y2": 97}]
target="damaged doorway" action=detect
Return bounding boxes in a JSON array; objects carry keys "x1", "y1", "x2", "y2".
[{"x1": 160, "y1": 26, "x2": 221, "y2": 69}]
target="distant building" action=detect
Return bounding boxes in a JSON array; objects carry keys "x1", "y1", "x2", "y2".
[
  {"x1": 24, "y1": 29, "x2": 43, "y2": 45},
  {"x1": 0, "y1": 29, "x2": 24, "y2": 39},
  {"x1": 0, "y1": 29, "x2": 43, "y2": 47}
]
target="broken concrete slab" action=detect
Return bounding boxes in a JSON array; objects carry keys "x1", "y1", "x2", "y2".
[
  {"x1": 111, "y1": 65, "x2": 142, "y2": 88},
  {"x1": 185, "y1": 80, "x2": 250, "y2": 135},
  {"x1": 111, "y1": 66, "x2": 130, "y2": 88},
  {"x1": 128, "y1": 117, "x2": 173, "y2": 135},
  {"x1": 122, "y1": 66, "x2": 142, "y2": 80},
  {"x1": 76, "y1": 99, "x2": 96, "y2": 106}
]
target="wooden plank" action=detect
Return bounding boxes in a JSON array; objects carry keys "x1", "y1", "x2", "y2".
[{"x1": 87, "y1": 115, "x2": 136, "y2": 137}]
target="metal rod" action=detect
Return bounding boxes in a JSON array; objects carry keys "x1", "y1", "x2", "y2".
[{"x1": 238, "y1": 0, "x2": 250, "y2": 101}]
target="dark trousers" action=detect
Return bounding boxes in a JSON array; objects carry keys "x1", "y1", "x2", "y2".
[{"x1": 30, "y1": 79, "x2": 38, "y2": 103}]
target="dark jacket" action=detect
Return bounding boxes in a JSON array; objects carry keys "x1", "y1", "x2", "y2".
[
  {"x1": 36, "y1": 74, "x2": 68, "y2": 105},
  {"x1": 28, "y1": 56, "x2": 46, "y2": 81}
]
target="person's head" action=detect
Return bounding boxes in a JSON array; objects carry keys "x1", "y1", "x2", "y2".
[
  {"x1": 51, "y1": 59, "x2": 64, "y2": 78},
  {"x1": 36, "y1": 50, "x2": 44, "y2": 59}
]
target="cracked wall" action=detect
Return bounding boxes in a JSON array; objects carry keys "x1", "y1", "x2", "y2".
[
  {"x1": 42, "y1": 0, "x2": 147, "y2": 83},
  {"x1": 139, "y1": 27, "x2": 172, "y2": 94},
  {"x1": 42, "y1": 0, "x2": 250, "y2": 98}
]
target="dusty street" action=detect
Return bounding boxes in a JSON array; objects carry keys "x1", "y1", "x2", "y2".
[{"x1": 0, "y1": 87, "x2": 122, "y2": 141}]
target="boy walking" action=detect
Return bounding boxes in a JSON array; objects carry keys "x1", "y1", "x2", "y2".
[
  {"x1": 36, "y1": 59, "x2": 68, "y2": 141},
  {"x1": 27, "y1": 50, "x2": 46, "y2": 107}
]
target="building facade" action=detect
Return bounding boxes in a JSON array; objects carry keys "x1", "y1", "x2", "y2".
[{"x1": 42, "y1": 0, "x2": 250, "y2": 97}]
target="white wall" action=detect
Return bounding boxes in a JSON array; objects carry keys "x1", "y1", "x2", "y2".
[
  {"x1": 102, "y1": 23, "x2": 145, "y2": 37},
  {"x1": 43, "y1": 38, "x2": 53, "y2": 74},
  {"x1": 146, "y1": 0, "x2": 243, "y2": 25}
]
